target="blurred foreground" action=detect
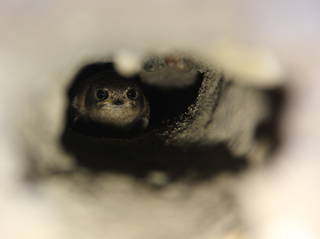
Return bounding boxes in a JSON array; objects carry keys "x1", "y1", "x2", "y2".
[{"x1": 0, "y1": 1, "x2": 319, "y2": 239}]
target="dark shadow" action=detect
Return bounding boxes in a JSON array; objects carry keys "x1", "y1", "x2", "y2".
[
  {"x1": 141, "y1": 73, "x2": 203, "y2": 129},
  {"x1": 61, "y1": 129, "x2": 248, "y2": 182},
  {"x1": 254, "y1": 87, "x2": 287, "y2": 156}
]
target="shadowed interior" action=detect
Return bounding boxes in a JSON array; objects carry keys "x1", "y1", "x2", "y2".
[{"x1": 60, "y1": 60, "x2": 283, "y2": 183}]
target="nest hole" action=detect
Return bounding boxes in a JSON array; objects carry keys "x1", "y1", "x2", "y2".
[{"x1": 60, "y1": 56, "x2": 285, "y2": 184}]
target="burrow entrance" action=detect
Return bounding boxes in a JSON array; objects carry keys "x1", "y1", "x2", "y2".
[{"x1": 60, "y1": 55, "x2": 283, "y2": 184}]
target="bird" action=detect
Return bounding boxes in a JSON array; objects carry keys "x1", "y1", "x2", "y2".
[{"x1": 68, "y1": 68, "x2": 150, "y2": 137}]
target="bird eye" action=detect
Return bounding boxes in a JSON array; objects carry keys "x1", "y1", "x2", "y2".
[
  {"x1": 126, "y1": 88, "x2": 138, "y2": 100},
  {"x1": 96, "y1": 89, "x2": 109, "y2": 100}
]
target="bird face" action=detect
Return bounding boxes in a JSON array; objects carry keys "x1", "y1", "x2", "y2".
[{"x1": 77, "y1": 73, "x2": 149, "y2": 130}]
